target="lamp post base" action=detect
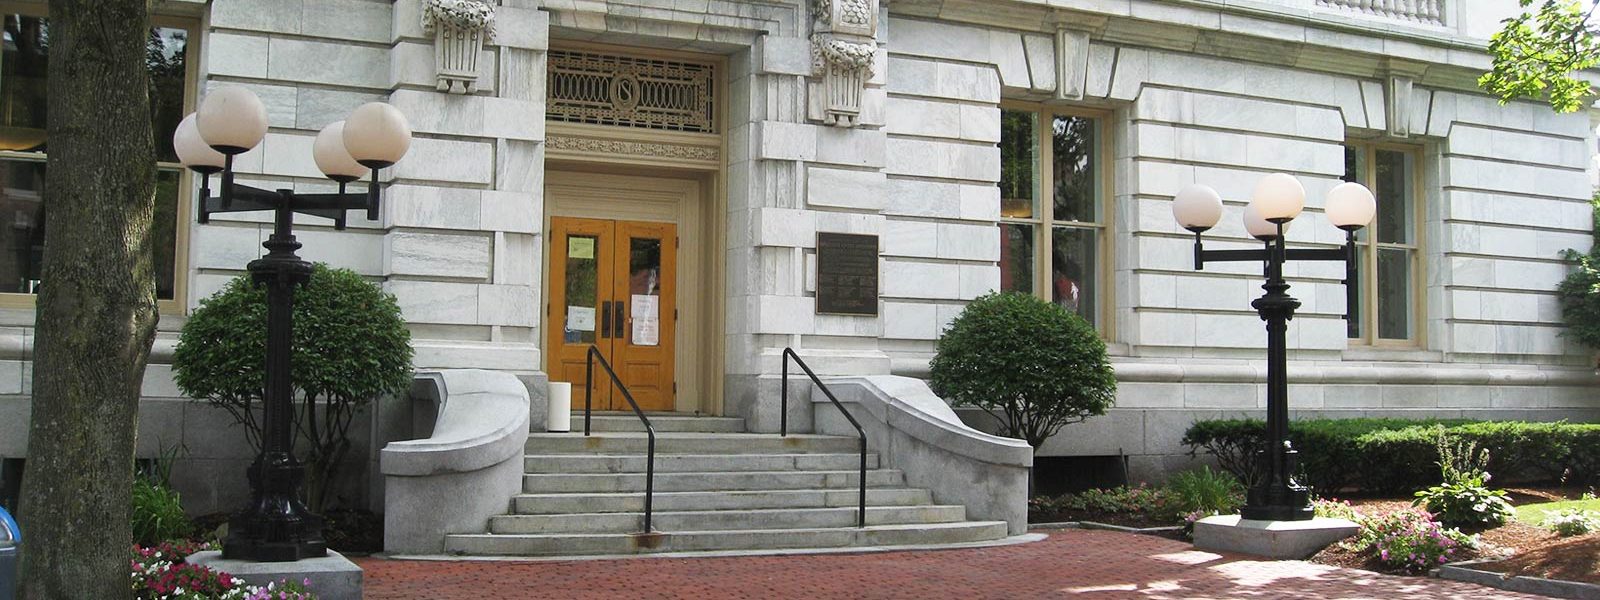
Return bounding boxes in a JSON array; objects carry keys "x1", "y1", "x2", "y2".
[
  {"x1": 1240, "y1": 499, "x2": 1315, "y2": 522},
  {"x1": 222, "y1": 453, "x2": 328, "y2": 562}
]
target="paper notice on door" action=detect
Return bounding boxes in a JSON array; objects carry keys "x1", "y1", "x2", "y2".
[
  {"x1": 567, "y1": 237, "x2": 595, "y2": 260},
  {"x1": 566, "y1": 306, "x2": 596, "y2": 332},
  {"x1": 631, "y1": 294, "x2": 660, "y2": 346}
]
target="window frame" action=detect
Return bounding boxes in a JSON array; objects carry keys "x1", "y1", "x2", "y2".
[
  {"x1": 0, "y1": 7, "x2": 198, "y2": 315},
  {"x1": 997, "y1": 101, "x2": 1114, "y2": 334},
  {"x1": 1343, "y1": 141, "x2": 1425, "y2": 348}
]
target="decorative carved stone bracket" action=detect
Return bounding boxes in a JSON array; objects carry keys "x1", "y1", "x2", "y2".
[
  {"x1": 423, "y1": 0, "x2": 496, "y2": 94},
  {"x1": 1384, "y1": 59, "x2": 1428, "y2": 138},
  {"x1": 811, "y1": 0, "x2": 879, "y2": 127}
]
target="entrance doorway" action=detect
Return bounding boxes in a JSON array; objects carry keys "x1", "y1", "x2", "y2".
[{"x1": 547, "y1": 216, "x2": 677, "y2": 411}]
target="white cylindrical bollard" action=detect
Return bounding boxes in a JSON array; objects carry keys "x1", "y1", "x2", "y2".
[{"x1": 547, "y1": 382, "x2": 572, "y2": 433}]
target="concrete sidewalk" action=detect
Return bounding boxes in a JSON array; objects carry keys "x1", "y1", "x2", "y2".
[{"x1": 355, "y1": 528, "x2": 1540, "y2": 599}]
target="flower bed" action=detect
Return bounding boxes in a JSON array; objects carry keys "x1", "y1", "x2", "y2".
[{"x1": 132, "y1": 541, "x2": 316, "y2": 599}]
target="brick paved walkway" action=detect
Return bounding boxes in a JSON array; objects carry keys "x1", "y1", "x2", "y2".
[{"x1": 355, "y1": 529, "x2": 1539, "y2": 599}]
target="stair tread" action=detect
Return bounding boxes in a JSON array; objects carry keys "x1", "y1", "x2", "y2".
[
  {"x1": 514, "y1": 488, "x2": 924, "y2": 497},
  {"x1": 529, "y1": 432, "x2": 854, "y2": 439},
  {"x1": 452, "y1": 520, "x2": 1008, "y2": 539},
  {"x1": 526, "y1": 468, "x2": 897, "y2": 477},
  {"x1": 524, "y1": 452, "x2": 873, "y2": 458},
  {"x1": 496, "y1": 505, "x2": 961, "y2": 518}
]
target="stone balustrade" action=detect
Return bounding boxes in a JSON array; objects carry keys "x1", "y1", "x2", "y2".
[{"x1": 1317, "y1": 0, "x2": 1447, "y2": 25}]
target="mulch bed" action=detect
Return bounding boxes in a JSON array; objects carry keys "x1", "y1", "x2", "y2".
[
  {"x1": 1471, "y1": 535, "x2": 1600, "y2": 585},
  {"x1": 1309, "y1": 487, "x2": 1591, "y2": 576}
]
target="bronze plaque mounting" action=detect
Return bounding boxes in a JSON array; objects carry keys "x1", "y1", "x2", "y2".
[{"x1": 816, "y1": 232, "x2": 879, "y2": 316}]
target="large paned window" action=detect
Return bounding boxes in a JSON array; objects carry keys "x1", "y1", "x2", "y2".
[
  {"x1": 1342, "y1": 144, "x2": 1421, "y2": 343},
  {"x1": 998, "y1": 107, "x2": 1107, "y2": 327},
  {"x1": 0, "y1": 13, "x2": 193, "y2": 310}
]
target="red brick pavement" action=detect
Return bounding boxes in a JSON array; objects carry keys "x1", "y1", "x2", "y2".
[{"x1": 355, "y1": 529, "x2": 1538, "y2": 599}]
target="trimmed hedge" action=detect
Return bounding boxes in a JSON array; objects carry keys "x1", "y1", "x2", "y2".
[{"x1": 1183, "y1": 419, "x2": 1600, "y2": 494}]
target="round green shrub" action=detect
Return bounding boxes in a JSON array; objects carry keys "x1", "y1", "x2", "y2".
[
  {"x1": 173, "y1": 263, "x2": 413, "y2": 509},
  {"x1": 173, "y1": 263, "x2": 413, "y2": 408},
  {"x1": 929, "y1": 291, "x2": 1116, "y2": 449}
]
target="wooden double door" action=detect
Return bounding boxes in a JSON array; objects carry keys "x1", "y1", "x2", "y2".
[{"x1": 548, "y1": 217, "x2": 677, "y2": 412}]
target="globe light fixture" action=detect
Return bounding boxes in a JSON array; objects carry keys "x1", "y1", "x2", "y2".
[
  {"x1": 1174, "y1": 173, "x2": 1373, "y2": 523},
  {"x1": 1250, "y1": 172, "x2": 1305, "y2": 223},
  {"x1": 195, "y1": 85, "x2": 269, "y2": 155},
  {"x1": 1325, "y1": 181, "x2": 1377, "y2": 231},
  {"x1": 1172, "y1": 184, "x2": 1223, "y2": 233},
  {"x1": 173, "y1": 87, "x2": 411, "y2": 562},
  {"x1": 1243, "y1": 203, "x2": 1288, "y2": 241}
]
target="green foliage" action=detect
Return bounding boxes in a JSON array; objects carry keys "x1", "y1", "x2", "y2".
[
  {"x1": 131, "y1": 476, "x2": 191, "y2": 547},
  {"x1": 1413, "y1": 481, "x2": 1515, "y2": 529},
  {"x1": 1345, "y1": 510, "x2": 1476, "y2": 573},
  {"x1": 173, "y1": 263, "x2": 414, "y2": 510},
  {"x1": 1184, "y1": 419, "x2": 1600, "y2": 494},
  {"x1": 1541, "y1": 507, "x2": 1600, "y2": 536},
  {"x1": 1028, "y1": 484, "x2": 1177, "y2": 521},
  {"x1": 1480, "y1": 0, "x2": 1600, "y2": 112},
  {"x1": 1557, "y1": 194, "x2": 1600, "y2": 351},
  {"x1": 1313, "y1": 498, "x2": 1364, "y2": 521},
  {"x1": 930, "y1": 292, "x2": 1116, "y2": 449},
  {"x1": 1166, "y1": 467, "x2": 1244, "y2": 517}
]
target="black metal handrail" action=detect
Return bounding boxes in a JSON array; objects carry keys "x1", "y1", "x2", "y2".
[
  {"x1": 584, "y1": 346, "x2": 656, "y2": 533},
  {"x1": 780, "y1": 348, "x2": 866, "y2": 528}
]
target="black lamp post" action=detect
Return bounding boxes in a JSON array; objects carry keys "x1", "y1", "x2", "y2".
[
  {"x1": 1172, "y1": 175, "x2": 1376, "y2": 521},
  {"x1": 174, "y1": 87, "x2": 412, "y2": 561}
]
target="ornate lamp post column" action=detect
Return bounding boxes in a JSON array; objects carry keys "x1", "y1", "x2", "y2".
[
  {"x1": 173, "y1": 87, "x2": 413, "y2": 561},
  {"x1": 1171, "y1": 175, "x2": 1376, "y2": 521}
]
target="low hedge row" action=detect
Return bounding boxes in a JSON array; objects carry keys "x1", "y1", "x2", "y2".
[{"x1": 1182, "y1": 419, "x2": 1600, "y2": 494}]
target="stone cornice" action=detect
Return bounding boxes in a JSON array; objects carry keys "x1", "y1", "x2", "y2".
[{"x1": 890, "y1": 0, "x2": 1600, "y2": 94}]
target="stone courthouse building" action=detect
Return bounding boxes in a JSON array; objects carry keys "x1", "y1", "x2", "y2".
[{"x1": 1, "y1": 0, "x2": 1598, "y2": 554}]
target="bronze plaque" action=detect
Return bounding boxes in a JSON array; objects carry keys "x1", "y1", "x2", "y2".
[{"x1": 816, "y1": 232, "x2": 879, "y2": 316}]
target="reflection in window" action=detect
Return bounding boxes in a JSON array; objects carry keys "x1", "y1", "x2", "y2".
[
  {"x1": 1343, "y1": 143, "x2": 1419, "y2": 342},
  {"x1": 997, "y1": 107, "x2": 1104, "y2": 327},
  {"x1": 0, "y1": 16, "x2": 190, "y2": 301}
]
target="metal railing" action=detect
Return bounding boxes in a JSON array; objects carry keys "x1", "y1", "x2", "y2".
[
  {"x1": 779, "y1": 348, "x2": 866, "y2": 528},
  {"x1": 583, "y1": 345, "x2": 656, "y2": 533}
]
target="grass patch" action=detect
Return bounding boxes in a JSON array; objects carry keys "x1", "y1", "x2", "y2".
[{"x1": 1515, "y1": 498, "x2": 1600, "y2": 525}]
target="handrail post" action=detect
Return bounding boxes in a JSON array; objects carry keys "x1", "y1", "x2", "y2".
[
  {"x1": 780, "y1": 347, "x2": 867, "y2": 529},
  {"x1": 582, "y1": 346, "x2": 656, "y2": 534},
  {"x1": 584, "y1": 347, "x2": 594, "y2": 437},
  {"x1": 780, "y1": 350, "x2": 789, "y2": 437}
]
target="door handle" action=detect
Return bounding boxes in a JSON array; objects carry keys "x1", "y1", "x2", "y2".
[
  {"x1": 599, "y1": 301, "x2": 612, "y2": 339},
  {"x1": 613, "y1": 300, "x2": 627, "y2": 339}
]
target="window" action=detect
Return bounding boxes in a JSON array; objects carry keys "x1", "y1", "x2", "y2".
[
  {"x1": 998, "y1": 107, "x2": 1107, "y2": 327},
  {"x1": 0, "y1": 13, "x2": 193, "y2": 311},
  {"x1": 1342, "y1": 144, "x2": 1421, "y2": 343}
]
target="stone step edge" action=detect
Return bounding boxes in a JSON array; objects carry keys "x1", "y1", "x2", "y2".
[
  {"x1": 493, "y1": 504, "x2": 966, "y2": 520},
  {"x1": 524, "y1": 469, "x2": 900, "y2": 478},
  {"x1": 451, "y1": 520, "x2": 1010, "y2": 542},
  {"x1": 405, "y1": 530, "x2": 1043, "y2": 563}
]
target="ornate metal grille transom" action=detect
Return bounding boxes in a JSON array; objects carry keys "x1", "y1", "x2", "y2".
[{"x1": 547, "y1": 50, "x2": 716, "y2": 134}]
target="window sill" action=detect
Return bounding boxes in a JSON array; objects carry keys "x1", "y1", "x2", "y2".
[{"x1": 1340, "y1": 344, "x2": 1440, "y2": 363}]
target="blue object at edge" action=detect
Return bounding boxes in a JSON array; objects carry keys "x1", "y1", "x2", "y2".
[{"x1": 0, "y1": 505, "x2": 17, "y2": 545}]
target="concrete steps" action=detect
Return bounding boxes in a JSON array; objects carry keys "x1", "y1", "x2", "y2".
[
  {"x1": 445, "y1": 521, "x2": 1010, "y2": 557},
  {"x1": 437, "y1": 416, "x2": 1011, "y2": 557},
  {"x1": 524, "y1": 432, "x2": 861, "y2": 455},
  {"x1": 523, "y1": 469, "x2": 904, "y2": 493},
  {"x1": 576, "y1": 413, "x2": 746, "y2": 433},
  {"x1": 512, "y1": 488, "x2": 933, "y2": 514},
  {"x1": 524, "y1": 452, "x2": 879, "y2": 473},
  {"x1": 489, "y1": 505, "x2": 967, "y2": 534}
]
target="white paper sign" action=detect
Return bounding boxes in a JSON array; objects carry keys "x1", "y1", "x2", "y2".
[
  {"x1": 631, "y1": 295, "x2": 660, "y2": 346},
  {"x1": 566, "y1": 306, "x2": 596, "y2": 332}
]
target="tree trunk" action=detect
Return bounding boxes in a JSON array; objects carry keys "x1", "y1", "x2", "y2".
[{"x1": 19, "y1": 1, "x2": 156, "y2": 598}]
